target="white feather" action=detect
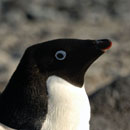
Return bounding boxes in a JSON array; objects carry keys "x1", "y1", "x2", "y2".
[
  {"x1": 42, "y1": 75, "x2": 90, "y2": 130},
  {"x1": 0, "y1": 123, "x2": 15, "y2": 130}
]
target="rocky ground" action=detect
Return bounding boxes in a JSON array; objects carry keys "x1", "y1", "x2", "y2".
[
  {"x1": 0, "y1": 0, "x2": 130, "y2": 129},
  {"x1": 90, "y1": 75, "x2": 130, "y2": 130}
]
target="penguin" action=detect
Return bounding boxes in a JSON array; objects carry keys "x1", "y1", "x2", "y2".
[
  {"x1": 0, "y1": 123, "x2": 14, "y2": 130},
  {"x1": 0, "y1": 39, "x2": 112, "y2": 130}
]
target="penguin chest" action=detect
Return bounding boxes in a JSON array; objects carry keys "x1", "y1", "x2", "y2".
[
  {"x1": 0, "y1": 123, "x2": 15, "y2": 130},
  {"x1": 42, "y1": 76, "x2": 90, "y2": 130}
]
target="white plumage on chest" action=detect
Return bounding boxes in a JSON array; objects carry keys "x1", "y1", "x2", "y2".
[
  {"x1": 42, "y1": 76, "x2": 90, "y2": 130},
  {"x1": 0, "y1": 123, "x2": 15, "y2": 130}
]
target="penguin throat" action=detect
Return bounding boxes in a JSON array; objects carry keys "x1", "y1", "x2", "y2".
[{"x1": 42, "y1": 75, "x2": 90, "y2": 130}]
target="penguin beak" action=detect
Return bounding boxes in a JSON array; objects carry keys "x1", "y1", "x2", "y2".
[{"x1": 96, "y1": 39, "x2": 112, "y2": 52}]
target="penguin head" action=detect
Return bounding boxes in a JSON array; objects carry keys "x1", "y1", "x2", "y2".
[
  {"x1": 0, "y1": 39, "x2": 112, "y2": 130},
  {"x1": 24, "y1": 39, "x2": 112, "y2": 87}
]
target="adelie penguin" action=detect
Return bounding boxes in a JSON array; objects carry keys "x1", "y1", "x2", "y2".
[{"x1": 0, "y1": 39, "x2": 112, "y2": 130}]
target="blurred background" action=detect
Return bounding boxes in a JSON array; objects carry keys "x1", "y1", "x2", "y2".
[{"x1": 0, "y1": 0, "x2": 130, "y2": 129}]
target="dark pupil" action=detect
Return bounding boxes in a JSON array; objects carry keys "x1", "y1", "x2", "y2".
[{"x1": 57, "y1": 53, "x2": 63, "y2": 58}]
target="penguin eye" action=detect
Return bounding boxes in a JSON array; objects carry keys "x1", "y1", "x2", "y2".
[{"x1": 55, "y1": 50, "x2": 66, "y2": 61}]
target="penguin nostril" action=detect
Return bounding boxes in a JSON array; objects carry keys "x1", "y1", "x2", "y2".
[{"x1": 96, "y1": 39, "x2": 112, "y2": 51}]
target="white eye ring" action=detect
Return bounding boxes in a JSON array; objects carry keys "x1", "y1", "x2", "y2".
[{"x1": 55, "y1": 50, "x2": 67, "y2": 61}]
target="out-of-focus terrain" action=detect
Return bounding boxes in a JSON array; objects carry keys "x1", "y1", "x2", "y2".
[{"x1": 0, "y1": 0, "x2": 130, "y2": 129}]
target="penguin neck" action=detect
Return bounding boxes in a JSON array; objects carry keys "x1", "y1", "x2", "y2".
[
  {"x1": 0, "y1": 61, "x2": 48, "y2": 130},
  {"x1": 42, "y1": 76, "x2": 90, "y2": 130}
]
